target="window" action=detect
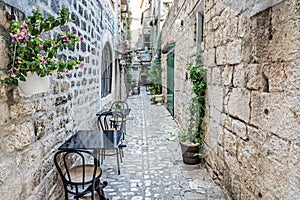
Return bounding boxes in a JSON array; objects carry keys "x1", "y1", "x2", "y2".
[
  {"x1": 101, "y1": 43, "x2": 112, "y2": 98},
  {"x1": 196, "y1": 12, "x2": 204, "y2": 51}
]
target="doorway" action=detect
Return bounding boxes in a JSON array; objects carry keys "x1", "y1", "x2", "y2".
[{"x1": 166, "y1": 50, "x2": 174, "y2": 116}]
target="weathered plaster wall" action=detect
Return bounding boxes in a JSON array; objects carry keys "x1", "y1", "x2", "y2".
[
  {"x1": 161, "y1": 0, "x2": 300, "y2": 199},
  {"x1": 0, "y1": 0, "x2": 120, "y2": 199},
  {"x1": 203, "y1": 0, "x2": 300, "y2": 199}
]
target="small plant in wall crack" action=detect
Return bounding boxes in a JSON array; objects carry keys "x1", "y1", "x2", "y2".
[{"x1": 0, "y1": 8, "x2": 84, "y2": 86}]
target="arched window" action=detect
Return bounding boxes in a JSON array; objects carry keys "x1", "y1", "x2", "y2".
[{"x1": 101, "y1": 43, "x2": 113, "y2": 97}]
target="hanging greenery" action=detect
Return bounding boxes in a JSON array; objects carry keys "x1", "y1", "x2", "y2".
[
  {"x1": 0, "y1": 8, "x2": 83, "y2": 86},
  {"x1": 147, "y1": 49, "x2": 162, "y2": 95}
]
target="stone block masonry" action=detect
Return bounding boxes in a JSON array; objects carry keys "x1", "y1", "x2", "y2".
[
  {"x1": 160, "y1": 0, "x2": 300, "y2": 199},
  {"x1": 203, "y1": 0, "x2": 300, "y2": 199},
  {"x1": 0, "y1": 0, "x2": 121, "y2": 199}
]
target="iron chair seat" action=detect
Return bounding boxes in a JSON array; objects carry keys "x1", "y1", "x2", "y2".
[
  {"x1": 54, "y1": 149, "x2": 108, "y2": 200},
  {"x1": 63, "y1": 164, "x2": 102, "y2": 183}
]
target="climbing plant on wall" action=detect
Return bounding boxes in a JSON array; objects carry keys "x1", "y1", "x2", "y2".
[{"x1": 187, "y1": 54, "x2": 207, "y2": 135}]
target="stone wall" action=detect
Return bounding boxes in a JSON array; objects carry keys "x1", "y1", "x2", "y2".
[
  {"x1": 0, "y1": 0, "x2": 122, "y2": 199},
  {"x1": 160, "y1": 0, "x2": 202, "y2": 126},
  {"x1": 203, "y1": 0, "x2": 300, "y2": 199},
  {"x1": 160, "y1": 0, "x2": 300, "y2": 199}
]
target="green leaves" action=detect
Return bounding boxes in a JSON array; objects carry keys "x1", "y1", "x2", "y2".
[
  {"x1": 148, "y1": 50, "x2": 162, "y2": 94},
  {"x1": 175, "y1": 55, "x2": 207, "y2": 144},
  {"x1": 1, "y1": 8, "x2": 82, "y2": 85}
]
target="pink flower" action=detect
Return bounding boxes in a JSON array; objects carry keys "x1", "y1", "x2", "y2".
[
  {"x1": 80, "y1": 62, "x2": 84, "y2": 68},
  {"x1": 63, "y1": 36, "x2": 70, "y2": 43},
  {"x1": 55, "y1": 44, "x2": 59, "y2": 49},
  {"x1": 11, "y1": 34, "x2": 17, "y2": 41},
  {"x1": 66, "y1": 69, "x2": 69, "y2": 74},
  {"x1": 21, "y1": 22, "x2": 28, "y2": 30},
  {"x1": 22, "y1": 33, "x2": 28, "y2": 41},
  {"x1": 80, "y1": 36, "x2": 84, "y2": 41},
  {"x1": 40, "y1": 45, "x2": 44, "y2": 50},
  {"x1": 8, "y1": 69, "x2": 14, "y2": 75},
  {"x1": 41, "y1": 58, "x2": 47, "y2": 64},
  {"x1": 17, "y1": 33, "x2": 22, "y2": 39}
]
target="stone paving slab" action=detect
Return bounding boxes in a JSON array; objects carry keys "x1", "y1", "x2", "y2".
[{"x1": 100, "y1": 87, "x2": 226, "y2": 200}]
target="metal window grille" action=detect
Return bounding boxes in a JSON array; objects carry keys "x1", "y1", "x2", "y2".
[{"x1": 101, "y1": 43, "x2": 112, "y2": 98}]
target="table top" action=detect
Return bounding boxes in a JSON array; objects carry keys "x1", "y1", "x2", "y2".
[
  {"x1": 96, "y1": 109, "x2": 131, "y2": 117},
  {"x1": 58, "y1": 130, "x2": 123, "y2": 150}
]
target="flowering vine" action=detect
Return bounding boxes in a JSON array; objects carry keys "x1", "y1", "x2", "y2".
[{"x1": 0, "y1": 8, "x2": 84, "y2": 85}]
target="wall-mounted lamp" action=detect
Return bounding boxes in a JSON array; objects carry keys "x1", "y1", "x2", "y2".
[{"x1": 175, "y1": 19, "x2": 183, "y2": 27}]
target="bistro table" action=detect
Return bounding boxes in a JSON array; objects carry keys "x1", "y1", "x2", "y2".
[{"x1": 58, "y1": 130, "x2": 123, "y2": 174}]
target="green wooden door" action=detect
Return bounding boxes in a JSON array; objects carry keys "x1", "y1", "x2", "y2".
[{"x1": 167, "y1": 50, "x2": 174, "y2": 116}]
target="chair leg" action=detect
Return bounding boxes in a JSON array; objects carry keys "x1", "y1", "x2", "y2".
[
  {"x1": 64, "y1": 190, "x2": 68, "y2": 200},
  {"x1": 91, "y1": 191, "x2": 94, "y2": 200},
  {"x1": 96, "y1": 180, "x2": 108, "y2": 200},
  {"x1": 123, "y1": 120, "x2": 127, "y2": 139},
  {"x1": 97, "y1": 188, "x2": 107, "y2": 200},
  {"x1": 120, "y1": 146, "x2": 124, "y2": 158},
  {"x1": 75, "y1": 186, "x2": 79, "y2": 200},
  {"x1": 116, "y1": 149, "x2": 120, "y2": 175},
  {"x1": 101, "y1": 149, "x2": 105, "y2": 164}
]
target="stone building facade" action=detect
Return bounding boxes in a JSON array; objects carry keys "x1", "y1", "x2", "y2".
[
  {"x1": 160, "y1": 0, "x2": 300, "y2": 199},
  {"x1": 0, "y1": 0, "x2": 126, "y2": 199}
]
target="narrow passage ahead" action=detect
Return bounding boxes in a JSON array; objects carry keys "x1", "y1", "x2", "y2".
[{"x1": 100, "y1": 87, "x2": 226, "y2": 200}]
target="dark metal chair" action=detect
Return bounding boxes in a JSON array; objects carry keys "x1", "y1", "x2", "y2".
[
  {"x1": 54, "y1": 149, "x2": 108, "y2": 200},
  {"x1": 97, "y1": 110, "x2": 125, "y2": 174},
  {"x1": 97, "y1": 110, "x2": 124, "y2": 131},
  {"x1": 110, "y1": 100, "x2": 131, "y2": 117},
  {"x1": 110, "y1": 101, "x2": 131, "y2": 137}
]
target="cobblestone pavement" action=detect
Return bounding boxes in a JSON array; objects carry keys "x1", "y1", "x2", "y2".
[{"x1": 100, "y1": 87, "x2": 226, "y2": 200}]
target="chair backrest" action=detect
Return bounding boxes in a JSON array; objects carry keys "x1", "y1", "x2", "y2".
[
  {"x1": 97, "y1": 110, "x2": 124, "y2": 131},
  {"x1": 102, "y1": 102, "x2": 112, "y2": 112},
  {"x1": 54, "y1": 150, "x2": 101, "y2": 197},
  {"x1": 110, "y1": 100, "x2": 131, "y2": 117}
]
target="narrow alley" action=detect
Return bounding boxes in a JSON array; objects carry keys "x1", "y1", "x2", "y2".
[
  {"x1": 1, "y1": 0, "x2": 299, "y2": 199},
  {"x1": 99, "y1": 87, "x2": 226, "y2": 200}
]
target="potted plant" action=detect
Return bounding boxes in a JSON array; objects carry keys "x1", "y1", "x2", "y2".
[
  {"x1": 170, "y1": 55, "x2": 206, "y2": 164},
  {"x1": 0, "y1": 8, "x2": 83, "y2": 91},
  {"x1": 147, "y1": 50, "x2": 164, "y2": 104}
]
